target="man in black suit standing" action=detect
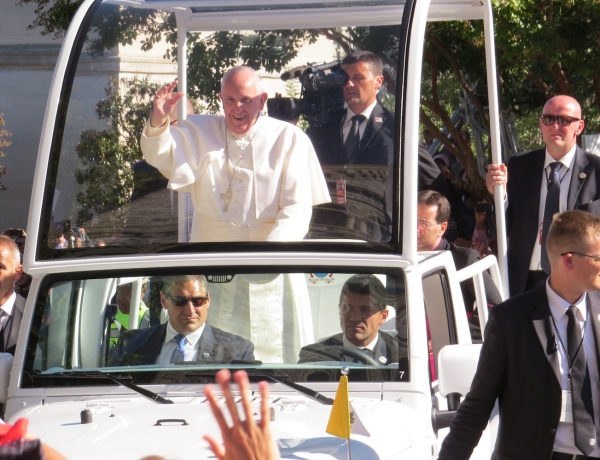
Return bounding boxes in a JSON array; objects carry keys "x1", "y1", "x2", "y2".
[
  {"x1": 111, "y1": 275, "x2": 254, "y2": 366},
  {"x1": 416, "y1": 190, "x2": 502, "y2": 339},
  {"x1": 307, "y1": 51, "x2": 444, "y2": 241},
  {"x1": 298, "y1": 274, "x2": 402, "y2": 365},
  {"x1": 487, "y1": 95, "x2": 600, "y2": 296},
  {"x1": 0, "y1": 235, "x2": 25, "y2": 356},
  {"x1": 439, "y1": 210, "x2": 600, "y2": 460}
]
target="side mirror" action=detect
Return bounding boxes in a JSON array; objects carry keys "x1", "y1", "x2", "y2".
[
  {"x1": 0, "y1": 353, "x2": 14, "y2": 404},
  {"x1": 437, "y1": 344, "x2": 482, "y2": 398}
]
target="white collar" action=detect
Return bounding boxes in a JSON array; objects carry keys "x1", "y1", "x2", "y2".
[
  {"x1": 544, "y1": 145, "x2": 577, "y2": 170},
  {"x1": 342, "y1": 332, "x2": 379, "y2": 351},
  {"x1": 0, "y1": 291, "x2": 16, "y2": 317},
  {"x1": 546, "y1": 278, "x2": 587, "y2": 322},
  {"x1": 164, "y1": 320, "x2": 206, "y2": 347},
  {"x1": 345, "y1": 99, "x2": 378, "y2": 124}
]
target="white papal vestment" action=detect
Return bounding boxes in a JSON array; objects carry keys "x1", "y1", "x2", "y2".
[{"x1": 141, "y1": 114, "x2": 330, "y2": 242}]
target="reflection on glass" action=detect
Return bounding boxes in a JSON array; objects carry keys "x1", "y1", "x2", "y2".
[
  {"x1": 44, "y1": 2, "x2": 402, "y2": 256},
  {"x1": 26, "y1": 272, "x2": 408, "y2": 384}
]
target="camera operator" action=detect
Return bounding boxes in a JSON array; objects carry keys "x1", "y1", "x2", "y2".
[{"x1": 305, "y1": 51, "x2": 445, "y2": 242}]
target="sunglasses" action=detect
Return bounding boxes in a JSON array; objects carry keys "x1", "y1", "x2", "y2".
[
  {"x1": 561, "y1": 251, "x2": 600, "y2": 263},
  {"x1": 540, "y1": 115, "x2": 581, "y2": 127},
  {"x1": 165, "y1": 294, "x2": 209, "y2": 307}
]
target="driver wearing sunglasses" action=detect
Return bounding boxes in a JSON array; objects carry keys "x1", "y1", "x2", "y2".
[
  {"x1": 485, "y1": 95, "x2": 600, "y2": 297},
  {"x1": 110, "y1": 275, "x2": 255, "y2": 366}
]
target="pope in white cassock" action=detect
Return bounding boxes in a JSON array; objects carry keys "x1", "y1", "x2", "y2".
[{"x1": 141, "y1": 66, "x2": 331, "y2": 242}]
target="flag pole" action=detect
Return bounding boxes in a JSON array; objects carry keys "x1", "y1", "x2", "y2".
[{"x1": 343, "y1": 367, "x2": 351, "y2": 460}]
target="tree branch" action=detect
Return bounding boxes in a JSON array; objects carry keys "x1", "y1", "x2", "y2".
[{"x1": 427, "y1": 32, "x2": 490, "y2": 129}]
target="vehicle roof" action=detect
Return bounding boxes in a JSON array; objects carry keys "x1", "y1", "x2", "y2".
[{"x1": 103, "y1": 0, "x2": 487, "y2": 30}]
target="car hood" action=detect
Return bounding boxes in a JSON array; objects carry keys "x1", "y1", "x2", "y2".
[{"x1": 9, "y1": 393, "x2": 431, "y2": 459}]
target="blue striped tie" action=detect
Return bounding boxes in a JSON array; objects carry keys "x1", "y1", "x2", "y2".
[{"x1": 170, "y1": 334, "x2": 186, "y2": 363}]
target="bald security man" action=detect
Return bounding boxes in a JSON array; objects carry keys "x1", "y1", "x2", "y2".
[{"x1": 487, "y1": 95, "x2": 600, "y2": 295}]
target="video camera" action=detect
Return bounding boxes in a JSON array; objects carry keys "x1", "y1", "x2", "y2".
[{"x1": 267, "y1": 60, "x2": 348, "y2": 126}]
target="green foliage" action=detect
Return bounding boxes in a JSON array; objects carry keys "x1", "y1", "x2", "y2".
[
  {"x1": 420, "y1": 20, "x2": 490, "y2": 197},
  {"x1": 186, "y1": 31, "x2": 244, "y2": 113},
  {"x1": 86, "y1": 8, "x2": 175, "y2": 58},
  {"x1": 240, "y1": 30, "x2": 320, "y2": 72},
  {"x1": 492, "y1": 0, "x2": 600, "y2": 135},
  {"x1": 74, "y1": 76, "x2": 162, "y2": 223},
  {"x1": 17, "y1": 0, "x2": 83, "y2": 38}
]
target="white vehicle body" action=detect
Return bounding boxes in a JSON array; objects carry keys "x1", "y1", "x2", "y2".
[{"x1": 0, "y1": 0, "x2": 505, "y2": 458}]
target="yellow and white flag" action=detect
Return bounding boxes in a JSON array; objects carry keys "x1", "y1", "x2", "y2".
[{"x1": 326, "y1": 375, "x2": 370, "y2": 438}]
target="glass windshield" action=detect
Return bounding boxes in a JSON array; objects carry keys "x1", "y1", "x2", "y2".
[
  {"x1": 24, "y1": 270, "x2": 407, "y2": 386},
  {"x1": 40, "y1": 0, "x2": 403, "y2": 259}
]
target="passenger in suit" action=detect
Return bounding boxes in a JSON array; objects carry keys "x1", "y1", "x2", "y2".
[
  {"x1": 298, "y1": 274, "x2": 402, "y2": 365},
  {"x1": 307, "y1": 51, "x2": 445, "y2": 242},
  {"x1": 487, "y1": 95, "x2": 600, "y2": 295},
  {"x1": 439, "y1": 210, "x2": 600, "y2": 460},
  {"x1": 0, "y1": 235, "x2": 25, "y2": 355},
  {"x1": 417, "y1": 190, "x2": 502, "y2": 340},
  {"x1": 110, "y1": 275, "x2": 254, "y2": 366}
]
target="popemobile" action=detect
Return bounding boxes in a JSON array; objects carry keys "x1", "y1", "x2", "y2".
[{"x1": 0, "y1": 0, "x2": 507, "y2": 458}]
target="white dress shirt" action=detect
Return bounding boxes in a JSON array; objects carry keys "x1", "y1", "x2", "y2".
[
  {"x1": 546, "y1": 280, "x2": 600, "y2": 456},
  {"x1": 342, "y1": 99, "x2": 378, "y2": 143},
  {"x1": 529, "y1": 147, "x2": 577, "y2": 270},
  {"x1": 156, "y1": 321, "x2": 206, "y2": 365},
  {"x1": 0, "y1": 291, "x2": 16, "y2": 350},
  {"x1": 342, "y1": 333, "x2": 380, "y2": 360}
]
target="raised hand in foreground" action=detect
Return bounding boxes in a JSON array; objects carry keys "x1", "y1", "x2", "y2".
[{"x1": 203, "y1": 369, "x2": 281, "y2": 460}]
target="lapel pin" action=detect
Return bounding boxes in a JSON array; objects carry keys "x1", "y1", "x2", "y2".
[
  {"x1": 203, "y1": 352, "x2": 209, "y2": 358},
  {"x1": 374, "y1": 116, "x2": 383, "y2": 123},
  {"x1": 379, "y1": 356, "x2": 387, "y2": 364},
  {"x1": 579, "y1": 172, "x2": 587, "y2": 179}
]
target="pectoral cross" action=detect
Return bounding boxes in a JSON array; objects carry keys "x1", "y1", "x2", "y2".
[{"x1": 220, "y1": 187, "x2": 232, "y2": 212}]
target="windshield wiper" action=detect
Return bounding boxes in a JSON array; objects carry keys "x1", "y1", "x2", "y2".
[
  {"x1": 249, "y1": 369, "x2": 334, "y2": 405},
  {"x1": 32, "y1": 370, "x2": 174, "y2": 404},
  {"x1": 177, "y1": 362, "x2": 333, "y2": 405}
]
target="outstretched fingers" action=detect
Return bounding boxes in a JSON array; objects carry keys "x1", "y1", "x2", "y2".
[
  {"x1": 258, "y1": 380, "x2": 270, "y2": 430},
  {"x1": 151, "y1": 81, "x2": 183, "y2": 126},
  {"x1": 234, "y1": 370, "x2": 255, "y2": 427},
  {"x1": 204, "y1": 383, "x2": 231, "y2": 436},
  {"x1": 216, "y1": 369, "x2": 243, "y2": 426}
]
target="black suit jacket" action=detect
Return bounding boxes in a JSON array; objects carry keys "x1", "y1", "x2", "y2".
[
  {"x1": 110, "y1": 323, "x2": 255, "y2": 366},
  {"x1": 307, "y1": 103, "x2": 445, "y2": 241},
  {"x1": 440, "y1": 238, "x2": 503, "y2": 311},
  {"x1": 438, "y1": 285, "x2": 600, "y2": 460},
  {"x1": 307, "y1": 103, "x2": 444, "y2": 185},
  {"x1": 506, "y1": 146, "x2": 600, "y2": 295},
  {"x1": 2, "y1": 293, "x2": 25, "y2": 355},
  {"x1": 297, "y1": 332, "x2": 402, "y2": 365}
]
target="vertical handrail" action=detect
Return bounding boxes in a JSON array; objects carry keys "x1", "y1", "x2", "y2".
[{"x1": 483, "y1": 0, "x2": 510, "y2": 299}]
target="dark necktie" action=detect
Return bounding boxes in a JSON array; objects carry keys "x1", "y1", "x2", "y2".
[
  {"x1": 170, "y1": 334, "x2": 186, "y2": 363},
  {"x1": 541, "y1": 162, "x2": 562, "y2": 273},
  {"x1": 344, "y1": 114, "x2": 365, "y2": 162},
  {"x1": 0, "y1": 311, "x2": 5, "y2": 353},
  {"x1": 566, "y1": 306, "x2": 596, "y2": 456}
]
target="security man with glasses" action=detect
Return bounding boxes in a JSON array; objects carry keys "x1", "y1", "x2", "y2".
[
  {"x1": 110, "y1": 275, "x2": 254, "y2": 366},
  {"x1": 439, "y1": 210, "x2": 600, "y2": 460},
  {"x1": 486, "y1": 95, "x2": 600, "y2": 295}
]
